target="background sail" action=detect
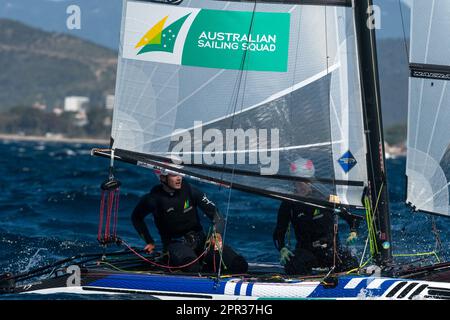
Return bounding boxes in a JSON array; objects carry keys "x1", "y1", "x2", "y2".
[
  {"x1": 406, "y1": 0, "x2": 450, "y2": 216},
  {"x1": 111, "y1": 0, "x2": 368, "y2": 208}
]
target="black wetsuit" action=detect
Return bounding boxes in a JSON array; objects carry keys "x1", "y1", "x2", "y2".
[
  {"x1": 131, "y1": 181, "x2": 248, "y2": 274},
  {"x1": 273, "y1": 201, "x2": 359, "y2": 275}
]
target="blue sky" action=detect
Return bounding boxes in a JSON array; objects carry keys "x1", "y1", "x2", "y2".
[{"x1": 0, "y1": 0, "x2": 411, "y2": 50}]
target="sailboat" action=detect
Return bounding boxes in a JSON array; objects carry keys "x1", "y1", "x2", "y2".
[{"x1": 2, "y1": 0, "x2": 450, "y2": 299}]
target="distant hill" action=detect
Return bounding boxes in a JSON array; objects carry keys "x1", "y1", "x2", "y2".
[{"x1": 0, "y1": 19, "x2": 117, "y2": 110}]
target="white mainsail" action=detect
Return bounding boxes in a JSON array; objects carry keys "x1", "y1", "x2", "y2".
[
  {"x1": 406, "y1": 0, "x2": 450, "y2": 216},
  {"x1": 110, "y1": 0, "x2": 368, "y2": 208}
]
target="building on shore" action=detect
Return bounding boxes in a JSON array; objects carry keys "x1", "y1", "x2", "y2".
[
  {"x1": 105, "y1": 94, "x2": 115, "y2": 110},
  {"x1": 64, "y1": 96, "x2": 90, "y2": 113}
]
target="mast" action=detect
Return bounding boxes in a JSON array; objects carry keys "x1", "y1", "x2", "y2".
[{"x1": 354, "y1": 0, "x2": 392, "y2": 266}]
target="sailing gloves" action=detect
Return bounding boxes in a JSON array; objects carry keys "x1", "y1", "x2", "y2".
[
  {"x1": 144, "y1": 243, "x2": 156, "y2": 254},
  {"x1": 280, "y1": 247, "x2": 294, "y2": 266}
]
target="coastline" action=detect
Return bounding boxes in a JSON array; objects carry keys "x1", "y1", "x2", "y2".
[{"x1": 0, "y1": 134, "x2": 110, "y2": 145}]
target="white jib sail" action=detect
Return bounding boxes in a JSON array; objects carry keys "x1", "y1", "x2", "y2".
[{"x1": 406, "y1": 0, "x2": 450, "y2": 216}]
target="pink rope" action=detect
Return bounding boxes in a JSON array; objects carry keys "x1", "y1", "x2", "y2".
[
  {"x1": 121, "y1": 240, "x2": 210, "y2": 270},
  {"x1": 98, "y1": 188, "x2": 120, "y2": 244},
  {"x1": 104, "y1": 192, "x2": 114, "y2": 240},
  {"x1": 113, "y1": 189, "x2": 120, "y2": 239},
  {"x1": 98, "y1": 191, "x2": 105, "y2": 242}
]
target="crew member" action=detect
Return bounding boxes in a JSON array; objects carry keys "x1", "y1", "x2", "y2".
[
  {"x1": 131, "y1": 167, "x2": 248, "y2": 274},
  {"x1": 273, "y1": 157, "x2": 359, "y2": 275}
]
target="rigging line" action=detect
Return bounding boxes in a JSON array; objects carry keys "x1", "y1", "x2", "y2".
[
  {"x1": 346, "y1": 257, "x2": 371, "y2": 274},
  {"x1": 372, "y1": 181, "x2": 384, "y2": 218},
  {"x1": 366, "y1": 182, "x2": 384, "y2": 256},
  {"x1": 218, "y1": 56, "x2": 248, "y2": 183},
  {"x1": 212, "y1": 0, "x2": 238, "y2": 143},
  {"x1": 121, "y1": 239, "x2": 210, "y2": 270},
  {"x1": 398, "y1": 0, "x2": 410, "y2": 61},
  {"x1": 359, "y1": 234, "x2": 370, "y2": 268},
  {"x1": 364, "y1": 195, "x2": 378, "y2": 255},
  {"x1": 393, "y1": 252, "x2": 441, "y2": 263},
  {"x1": 217, "y1": 0, "x2": 258, "y2": 280},
  {"x1": 216, "y1": 7, "x2": 256, "y2": 186},
  {"x1": 129, "y1": 64, "x2": 340, "y2": 150},
  {"x1": 413, "y1": 0, "x2": 435, "y2": 156},
  {"x1": 324, "y1": 3, "x2": 338, "y2": 271}
]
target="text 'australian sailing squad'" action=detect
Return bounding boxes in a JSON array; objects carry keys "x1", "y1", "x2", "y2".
[{"x1": 198, "y1": 31, "x2": 278, "y2": 52}]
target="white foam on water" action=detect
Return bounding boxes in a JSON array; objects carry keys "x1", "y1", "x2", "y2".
[{"x1": 20, "y1": 248, "x2": 48, "y2": 273}]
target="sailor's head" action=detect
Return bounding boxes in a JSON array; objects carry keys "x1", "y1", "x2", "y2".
[
  {"x1": 154, "y1": 153, "x2": 184, "y2": 190},
  {"x1": 289, "y1": 157, "x2": 315, "y2": 196},
  {"x1": 155, "y1": 168, "x2": 183, "y2": 189}
]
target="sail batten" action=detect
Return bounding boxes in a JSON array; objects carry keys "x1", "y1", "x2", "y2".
[{"x1": 410, "y1": 63, "x2": 450, "y2": 81}]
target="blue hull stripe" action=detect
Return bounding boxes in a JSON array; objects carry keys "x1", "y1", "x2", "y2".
[
  {"x1": 234, "y1": 281, "x2": 243, "y2": 295},
  {"x1": 246, "y1": 283, "x2": 254, "y2": 296},
  {"x1": 87, "y1": 274, "x2": 404, "y2": 299},
  {"x1": 88, "y1": 274, "x2": 227, "y2": 295},
  {"x1": 308, "y1": 277, "x2": 400, "y2": 298}
]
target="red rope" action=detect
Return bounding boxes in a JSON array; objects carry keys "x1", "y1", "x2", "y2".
[
  {"x1": 105, "y1": 192, "x2": 114, "y2": 240},
  {"x1": 98, "y1": 188, "x2": 121, "y2": 244},
  {"x1": 121, "y1": 240, "x2": 210, "y2": 270},
  {"x1": 113, "y1": 189, "x2": 120, "y2": 239},
  {"x1": 98, "y1": 191, "x2": 105, "y2": 242}
]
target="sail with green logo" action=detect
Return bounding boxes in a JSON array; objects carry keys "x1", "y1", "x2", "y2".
[{"x1": 97, "y1": 0, "x2": 370, "y2": 210}]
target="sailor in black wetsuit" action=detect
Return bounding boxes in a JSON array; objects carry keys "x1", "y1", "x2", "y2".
[
  {"x1": 273, "y1": 158, "x2": 359, "y2": 275},
  {"x1": 131, "y1": 169, "x2": 248, "y2": 274}
]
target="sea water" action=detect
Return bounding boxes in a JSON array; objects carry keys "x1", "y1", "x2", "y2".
[{"x1": 0, "y1": 140, "x2": 449, "y2": 300}]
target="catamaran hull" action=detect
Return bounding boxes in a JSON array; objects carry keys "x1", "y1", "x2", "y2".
[{"x1": 12, "y1": 272, "x2": 450, "y2": 300}]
